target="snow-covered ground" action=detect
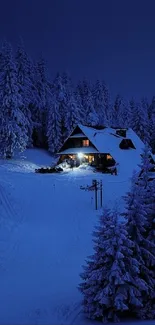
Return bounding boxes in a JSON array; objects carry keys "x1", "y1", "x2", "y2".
[{"x1": 0, "y1": 149, "x2": 154, "y2": 325}]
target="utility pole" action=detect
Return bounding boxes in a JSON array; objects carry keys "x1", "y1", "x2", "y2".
[
  {"x1": 92, "y1": 180, "x2": 98, "y2": 210},
  {"x1": 100, "y1": 180, "x2": 103, "y2": 208}
]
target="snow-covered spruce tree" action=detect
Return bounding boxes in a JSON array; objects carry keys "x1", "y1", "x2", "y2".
[
  {"x1": 23, "y1": 56, "x2": 46, "y2": 148},
  {"x1": 137, "y1": 144, "x2": 155, "y2": 194},
  {"x1": 137, "y1": 144, "x2": 155, "y2": 318},
  {"x1": 137, "y1": 144, "x2": 155, "y2": 259},
  {"x1": 16, "y1": 41, "x2": 33, "y2": 146},
  {"x1": 140, "y1": 97, "x2": 150, "y2": 144},
  {"x1": 130, "y1": 99, "x2": 150, "y2": 144},
  {"x1": 75, "y1": 81, "x2": 88, "y2": 124},
  {"x1": 61, "y1": 72, "x2": 79, "y2": 133},
  {"x1": 148, "y1": 96, "x2": 155, "y2": 153},
  {"x1": 79, "y1": 207, "x2": 146, "y2": 323},
  {"x1": 46, "y1": 93, "x2": 62, "y2": 153},
  {"x1": 93, "y1": 80, "x2": 109, "y2": 126},
  {"x1": 78, "y1": 79, "x2": 99, "y2": 127},
  {"x1": 111, "y1": 94, "x2": 125, "y2": 128},
  {"x1": 74, "y1": 85, "x2": 86, "y2": 124},
  {"x1": 34, "y1": 57, "x2": 52, "y2": 147},
  {"x1": 111, "y1": 95, "x2": 131, "y2": 128},
  {"x1": 102, "y1": 82, "x2": 112, "y2": 126},
  {"x1": 51, "y1": 72, "x2": 79, "y2": 144},
  {"x1": 122, "y1": 172, "x2": 155, "y2": 319},
  {"x1": 0, "y1": 41, "x2": 28, "y2": 158},
  {"x1": 52, "y1": 72, "x2": 68, "y2": 143}
]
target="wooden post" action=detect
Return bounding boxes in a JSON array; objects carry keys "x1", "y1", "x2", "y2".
[
  {"x1": 92, "y1": 180, "x2": 98, "y2": 210},
  {"x1": 100, "y1": 180, "x2": 102, "y2": 208},
  {"x1": 95, "y1": 180, "x2": 97, "y2": 210}
]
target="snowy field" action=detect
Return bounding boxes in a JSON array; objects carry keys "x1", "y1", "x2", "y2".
[{"x1": 0, "y1": 149, "x2": 154, "y2": 325}]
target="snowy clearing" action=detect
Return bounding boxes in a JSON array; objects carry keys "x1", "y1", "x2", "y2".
[{"x1": 0, "y1": 149, "x2": 154, "y2": 325}]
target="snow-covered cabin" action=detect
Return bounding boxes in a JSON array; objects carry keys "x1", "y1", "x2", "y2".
[{"x1": 57, "y1": 124, "x2": 151, "y2": 173}]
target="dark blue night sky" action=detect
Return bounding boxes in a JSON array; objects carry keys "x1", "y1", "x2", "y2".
[{"x1": 0, "y1": 0, "x2": 155, "y2": 99}]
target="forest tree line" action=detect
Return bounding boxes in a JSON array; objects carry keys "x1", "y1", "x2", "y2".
[{"x1": 0, "y1": 40, "x2": 155, "y2": 158}]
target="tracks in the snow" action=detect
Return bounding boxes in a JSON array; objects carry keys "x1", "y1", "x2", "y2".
[
  {"x1": 68, "y1": 302, "x2": 82, "y2": 324},
  {"x1": 0, "y1": 182, "x2": 22, "y2": 270},
  {"x1": 0, "y1": 183, "x2": 17, "y2": 224}
]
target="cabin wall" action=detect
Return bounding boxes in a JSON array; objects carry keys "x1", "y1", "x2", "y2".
[
  {"x1": 60, "y1": 137, "x2": 95, "y2": 151},
  {"x1": 95, "y1": 154, "x2": 116, "y2": 168}
]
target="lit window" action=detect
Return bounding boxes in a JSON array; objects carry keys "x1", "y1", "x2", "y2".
[
  {"x1": 83, "y1": 139, "x2": 89, "y2": 147},
  {"x1": 107, "y1": 154, "x2": 113, "y2": 160}
]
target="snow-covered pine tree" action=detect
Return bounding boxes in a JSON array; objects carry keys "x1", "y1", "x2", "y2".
[
  {"x1": 78, "y1": 79, "x2": 99, "y2": 127},
  {"x1": 140, "y1": 97, "x2": 150, "y2": 144},
  {"x1": 52, "y1": 72, "x2": 68, "y2": 143},
  {"x1": 137, "y1": 143, "x2": 155, "y2": 254},
  {"x1": 125, "y1": 99, "x2": 132, "y2": 128},
  {"x1": 148, "y1": 96, "x2": 155, "y2": 153},
  {"x1": 93, "y1": 80, "x2": 108, "y2": 126},
  {"x1": 137, "y1": 144, "x2": 155, "y2": 192},
  {"x1": 112, "y1": 95, "x2": 131, "y2": 128},
  {"x1": 130, "y1": 99, "x2": 150, "y2": 144},
  {"x1": 46, "y1": 93, "x2": 62, "y2": 153},
  {"x1": 61, "y1": 72, "x2": 79, "y2": 134},
  {"x1": 0, "y1": 41, "x2": 28, "y2": 158},
  {"x1": 79, "y1": 207, "x2": 146, "y2": 323},
  {"x1": 112, "y1": 94, "x2": 124, "y2": 127},
  {"x1": 16, "y1": 41, "x2": 33, "y2": 146},
  {"x1": 75, "y1": 81, "x2": 87, "y2": 124},
  {"x1": 23, "y1": 57, "x2": 45, "y2": 147},
  {"x1": 102, "y1": 82, "x2": 112, "y2": 126},
  {"x1": 137, "y1": 145, "x2": 155, "y2": 294},
  {"x1": 122, "y1": 172, "x2": 155, "y2": 319},
  {"x1": 35, "y1": 57, "x2": 52, "y2": 147}
]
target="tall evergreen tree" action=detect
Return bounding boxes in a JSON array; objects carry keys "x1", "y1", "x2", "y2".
[
  {"x1": 75, "y1": 81, "x2": 87, "y2": 124},
  {"x1": 112, "y1": 95, "x2": 131, "y2": 128},
  {"x1": 122, "y1": 172, "x2": 155, "y2": 319},
  {"x1": 137, "y1": 144, "x2": 155, "y2": 260},
  {"x1": 112, "y1": 94, "x2": 124, "y2": 127},
  {"x1": 148, "y1": 96, "x2": 155, "y2": 152},
  {"x1": 61, "y1": 72, "x2": 79, "y2": 134},
  {"x1": 52, "y1": 72, "x2": 68, "y2": 143},
  {"x1": 93, "y1": 80, "x2": 108, "y2": 126},
  {"x1": 130, "y1": 99, "x2": 150, "y2": 144},
  {"x1": 102, "y1": 82, "x2": 112, "y2": 125},
  {"x1": 0, "y1": 41, "x2": 28, "y2": 158},
  {"x1": 23, "y1": 57, "x2": 44, "y2": 147},
  {"x1": 16, "y1": 41, "x2": 33, "y2": 146},
  {"x1": 79, "y1": 208, "x2": 146, "y2": 322},
  {"x1": 140, "y1": 97, "x2": 150, "y2": 144},
  {"x1": 46, "y1": 93, "x2": 62, "y2": 153},
  {"x1": 35, "y1": 57, "x2": 52, "y2": 147},
  {"x1": 78, "y1": 79, "x2": 99, "y2": 127},
  {"x1": 137, "y1": 144, "x2": 155, "y2": 267}
]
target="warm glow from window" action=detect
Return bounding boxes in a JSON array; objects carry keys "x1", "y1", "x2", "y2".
[
  {"x1": 83, "y1": 139, "x2": 89, "y2": 147},
  {"x1": 107, "y1": 154, "x2": 113, "y2": 160},
  {"x1": 84, "y1": 155, "x2": 94, "y2": 163}
]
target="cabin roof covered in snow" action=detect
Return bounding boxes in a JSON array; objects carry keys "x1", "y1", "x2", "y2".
[
  {"x1": 76, "y1": 124, "x2": 147, "y2": 174},
  {"x1": 77, "y1": 124, "x2": 144, "y2": 157},
  {"x1": 58, "y1": 124, "x2": 145, "y2": 160}
]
